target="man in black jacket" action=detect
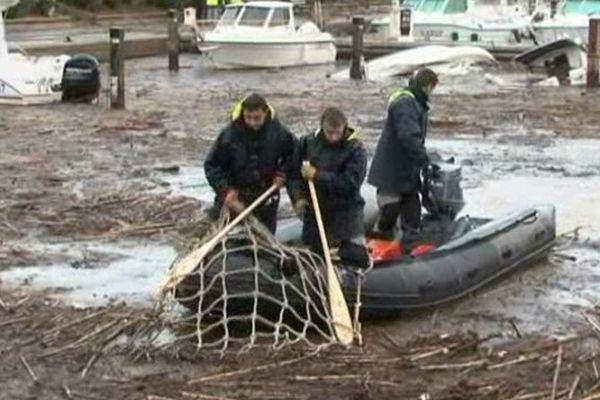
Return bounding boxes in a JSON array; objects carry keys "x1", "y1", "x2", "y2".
[
  {"x1": 289, "y1": 107, "x2": 369, "y2": 269},
  {"x1": 204, "y1": 93, "x2": 296, "y2": 233},
  {"x1": 367, "y1": 68, "x2": 438, "y2": 244}
]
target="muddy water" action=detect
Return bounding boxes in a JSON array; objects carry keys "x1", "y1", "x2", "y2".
[
  {"x1": 1, "y1": 56, "x2": 598, "y2": 339},
  {"x1": 0, "y1": 241, "x2": 176, "y2": 307}
]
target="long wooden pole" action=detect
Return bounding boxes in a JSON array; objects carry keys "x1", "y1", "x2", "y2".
[
  {"x1": 305, "y1": 164, "x2": 354, "y2": 345},
  {"x1": 158, "y1": 184, "x2": 278, "y2": 296}
]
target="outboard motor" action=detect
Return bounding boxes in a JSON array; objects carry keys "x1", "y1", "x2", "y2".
[
  {"x1": 61, "y1": 54, "x2": 101, "y2": 102},
  {"x1": 423, "y1": 162, "x2": 465, "y2": 220}
]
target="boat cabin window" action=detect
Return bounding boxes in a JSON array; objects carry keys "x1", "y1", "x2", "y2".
[
  {"x1": 444, "y1": 0, "x2": 468, "y2": 13},
  {"x1": 418, "y1": 0, "x2": 447, "y2": 12},
  {"x1": 403, "y1": 0, "x2": 423, "y2": 8},
  {"x1": 270, "y1": 7, "x2": 291, "y2": 26},
  {"x1": 239, "y1": 6, "x2": 270, "y2": 27},
  {"x1": 219, "y1": 6, "x2": 243, "y2": 26},
  {"x1": 561, "y1": 0, "x2": 600, "y2": 14}
]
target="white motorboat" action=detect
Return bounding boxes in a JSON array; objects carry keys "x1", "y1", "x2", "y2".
[
  {"x1": 531, "y1": 0, "x2": 600, "y2": 44},
  {"x1": 330, "y1": 45, "x2": 496, "y2": 80},
  {"x1": 0, "y1": 0, "x2": 100, "y2": 105},
  {"x1": 198, "y1": 1, "x2": 336, "y2": 69},
  {"x1": 514, "y1": 37, "x2": 590, "y2": 85},
  {"x1": 374, "y1": 0, "x2": 535, "y2": 46}
]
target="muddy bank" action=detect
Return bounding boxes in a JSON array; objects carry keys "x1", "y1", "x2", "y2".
[{"x1": 2, "y1": 293, "x2": 600, "y2": 400}]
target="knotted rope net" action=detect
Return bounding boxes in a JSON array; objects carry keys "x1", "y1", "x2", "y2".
[{"x1": 135, "y1": 213, "x2": 363, "y2": 356}]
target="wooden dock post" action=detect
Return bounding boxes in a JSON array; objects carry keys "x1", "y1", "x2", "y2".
[
  {"x1": 168, "y1": 9, "x2": 180, "y2": 72},
  {"x1": 109, "y1": 27, "x2": 125, "y2": 109},
  {"x1": 400, "y1": 7, "x2": 413, "y2": 39},
  {"x1": 350, "y1": 16, "x2": 365, "y2": 80},
  {"x1": 588, "y1": 18, "x2": 600, "y2": 89},
  {"x1": 313, "y1": 0, "x2": 324, "y2": 30},
  {"x1": 550, "y1": 0, "x2": 558, "y2": 18}
]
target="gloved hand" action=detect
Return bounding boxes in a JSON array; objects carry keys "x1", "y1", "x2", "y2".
[
  {"x1": 273, "y1": 172, "x2": 286, "y2": 189},
  {"x1": 417, "y1": 150, "x2": 430, "y2": 169},
  {"x1": 293, "y1": 198, "x2": 310, "y2": 220},
  {"x1": 422, "y1": 162, "x2": 440, "y2": 180},
  {"x1": 223, "y1": 189, "x2": 244, "y2": 212},
  {"x1": 301, "y1": 162, "x2": 317, "y2": 181}
]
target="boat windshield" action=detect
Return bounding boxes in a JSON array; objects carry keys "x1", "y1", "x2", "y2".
[
  {"x1": 239, "y1": 6, "x2": 270, "y2": 27},
  {"x1": 218, "y1": 6, "x2": 243, "y2": 26},
  {"x1": 444, "y1": 0, "x2": 468, "y2": 13},
  {"x1": 561, "y1": 0, "x2": 600, "y2": 14},
  {"x1": 269, "y1": 7, "x2": 291, "y2": 27},
  {"x1": 418, "y1": 0, "x2": 447, "y2": 12},
  {"x1": 403, "y1": 0, "x2": 423, "y2": 8}
]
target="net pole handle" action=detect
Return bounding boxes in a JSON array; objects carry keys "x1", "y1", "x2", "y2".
[
  {"x1": 210, "y1": 184, "x2": 278, "y2": 245},
  {"x1": 158, "y1": 184, "x2": 278, "y2": 296},
  {"x1": 304, "y1": 161, "x2": 354, "y2": 345}
]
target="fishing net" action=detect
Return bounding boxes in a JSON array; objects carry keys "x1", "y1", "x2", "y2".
[{"x1": 137, "y1": 212, "x2": 363, "y2": 356}]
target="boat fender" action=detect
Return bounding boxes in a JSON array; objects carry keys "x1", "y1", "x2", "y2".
[
  {"x1": 409, "y1": 243, "x2": 436, "y2": 257},
  {"x1": 367, "y1": 239, "x2": 403, "y2": 261}
]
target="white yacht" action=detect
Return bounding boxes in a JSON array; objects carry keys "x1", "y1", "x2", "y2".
[
  {"x1": 198, "y1": 1, "x2": 336, "y2": 69},
  {"x1": 376, "y1": 0, "x2": 535, "y2": 45},
  {"x1": 531, "y1": 0, "x2": 600, "y2": 44}
]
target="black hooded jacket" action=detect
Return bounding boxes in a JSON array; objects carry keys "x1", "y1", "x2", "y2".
[
  {"x1": 289, "y1": 127, "x2": 367, "y2": 243},
  {"x1": 367, "y1": 80, "x2": 430, "y2": 194},
  {"x1": 204, "y1": 107, "x2": 296, "y2": 204}
]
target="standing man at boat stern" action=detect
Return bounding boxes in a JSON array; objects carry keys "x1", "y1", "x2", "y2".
[
  {"x1": 204, "y1": 93, "x2": 297, "y2": 233},
  {"x1": 288, "y1": 107, "x2": 370, "y2": 269},
  {"x1": 368, "y1": 67, "x2": 438, "y2": 245}
]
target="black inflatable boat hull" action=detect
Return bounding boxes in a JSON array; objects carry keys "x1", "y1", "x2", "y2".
[
  {"x1": 175, "y1": 184, "x2": 556, "y2": 318},
  {"x1": 341, "y1": 205, "x2": 555, "y2": 317}
]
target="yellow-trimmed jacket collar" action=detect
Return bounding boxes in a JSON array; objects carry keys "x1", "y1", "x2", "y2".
[{"x1": 231, "y1": 96, "x2": 276, "y2": 121}]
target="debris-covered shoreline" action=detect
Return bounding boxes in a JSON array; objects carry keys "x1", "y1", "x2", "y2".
[{"x1": 1, "y1": 56, "x2": 600, "y2": 399}]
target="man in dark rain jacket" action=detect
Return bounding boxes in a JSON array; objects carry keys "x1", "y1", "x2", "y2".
[
  {"x1": 204, "y1": 93, "x2": 296, "y2": 233},
  {"x1": 289, "y1": 107, "x2": 370, "y2": 269},
  {"x1": 367, "y1": 67, "x2": 439, "y2": 244}
]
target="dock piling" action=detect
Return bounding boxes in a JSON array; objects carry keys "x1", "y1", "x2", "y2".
[
  {"x1": 350, "y1": 16, "x2": 365, "y2": 80},
  {"x1": 587, "y1": 18, "x2": 600, "y2": 89},
  {"x1": 109, "y1": 27, "x2": 125, "y2": 109},
  {"x1": 168, "y1": 9, "x2": 180, "y2": 72}
]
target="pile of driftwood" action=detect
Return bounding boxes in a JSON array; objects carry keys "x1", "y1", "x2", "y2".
[{"x1": 4, "y1": 290, "x2": 600, "y2": 399}]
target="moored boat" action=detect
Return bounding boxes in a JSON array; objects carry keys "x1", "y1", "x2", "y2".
[
  {"x1": 198, "y1": 1, "x2": 336, "y2": 69},
  {"x1": 0, "y1": 0, "x2": 101, "y2": 105}
]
